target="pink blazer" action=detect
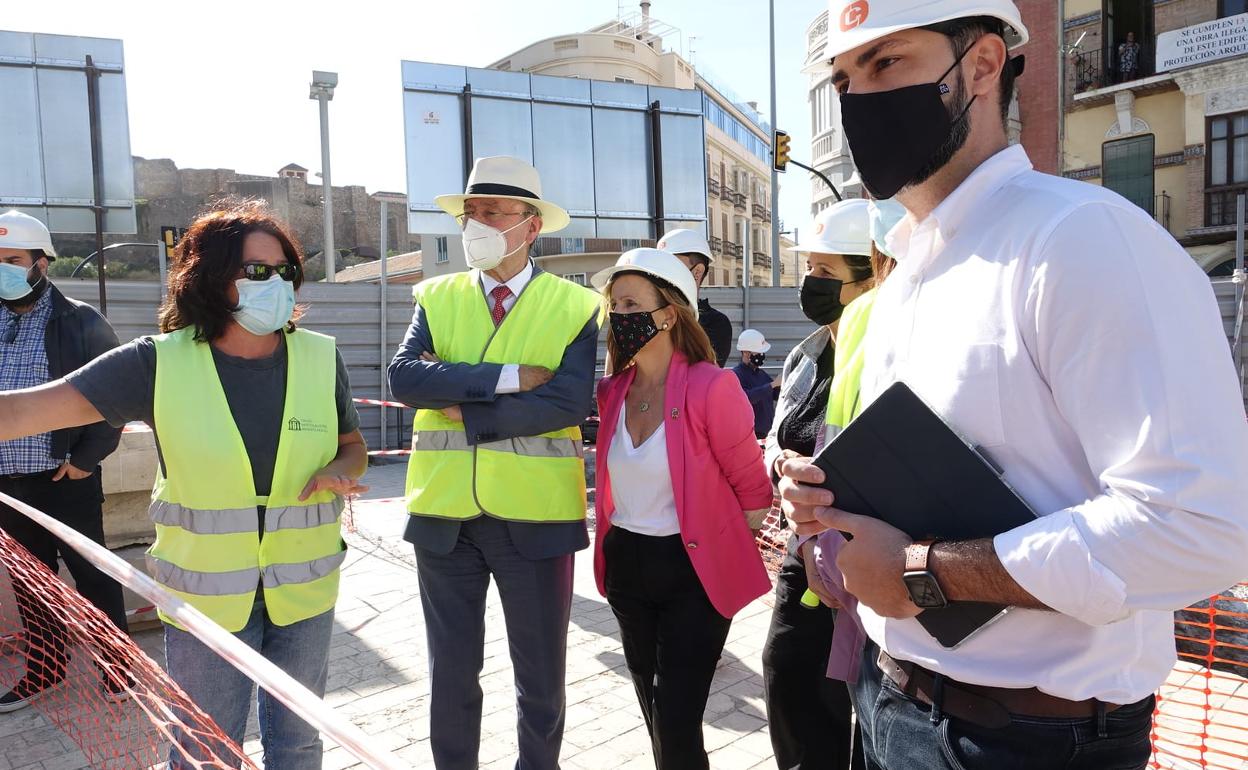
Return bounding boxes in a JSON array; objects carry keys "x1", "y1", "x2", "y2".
[{"x1": 594, "y1": 351, "x2": 774, "y2": 618}]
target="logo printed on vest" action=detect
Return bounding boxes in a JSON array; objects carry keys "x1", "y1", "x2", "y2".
[
  {"x1": 287, "y1": 417, "x2": 328, "y2": 433},
  {"x1": 840, "y1": 0, "x2": 869, "y2": 31}
]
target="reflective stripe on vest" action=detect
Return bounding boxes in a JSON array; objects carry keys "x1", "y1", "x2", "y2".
[
  {"x1": 405, "y1": 270, "x2": 601, "y2": 522},
  {"x1": 411, "y1": 429, "x2": 582, "y2": 459},
  {"x1": 825, "y1": 289, "x2": 877, "y2": 437},
  {"x1": 150, "y1": 327, "x2": 344, "y2": 632}
]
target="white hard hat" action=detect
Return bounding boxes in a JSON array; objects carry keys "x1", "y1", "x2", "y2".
[
  {"x1": 656, "y1": 228, "x2": 714, "y2": 264},
  {"x1": 0, "y1": 210, "x2": 57, "y2": 259},
  {"x1": 591, "y1": 247, "x2": 699, "y2": 309},
  {"x1": 816, "y1": 0, "x2": 1028, "y2": 70},
  {"x1": 788, "y1": 199, "x2": 872, "y2": 257},
  {"x1": 737, "y1": 329, "x2": 771, "y2": 354}
]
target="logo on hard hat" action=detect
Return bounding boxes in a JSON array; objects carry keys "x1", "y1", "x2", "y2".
[
  {"x1": 840, "y1": 0, "x2": 869, "y2": 31},
  {"x1": 815, "y1": 223, "x2": 825, "y2": 235},
  {"x1": 658, "y1": 240, "x2": 667, "y2": 249},
  {"x1": 0, "y1": 227, "x2": 7, "y2": 236}
]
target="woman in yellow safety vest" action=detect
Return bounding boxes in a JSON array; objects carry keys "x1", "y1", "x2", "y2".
[
  {"x1": 0, "y1": 200, "x2": 367, "y2": 770},
  {"x1": 760, "y1": 197, "x2": 903, "y2": 770}
]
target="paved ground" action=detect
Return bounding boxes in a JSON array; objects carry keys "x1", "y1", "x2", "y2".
[{"x1": 4, "y1": 461, "x2": 785, "y2": 769}]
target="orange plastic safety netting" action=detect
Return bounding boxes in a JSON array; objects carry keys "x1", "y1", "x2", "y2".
[
  {"x1": 0, "y1": 525, "x2": 258, "y2": 769},
  {"x1": 1152, "y1": 585, "x2": 1248, "y2": 769}
]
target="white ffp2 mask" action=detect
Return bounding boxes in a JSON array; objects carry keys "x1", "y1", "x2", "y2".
[{"x1": 461, "y1": 216, "x2": 532, "y2": 270}]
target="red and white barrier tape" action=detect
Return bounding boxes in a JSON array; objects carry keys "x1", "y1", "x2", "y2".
[
  {"x1": 367, "y1": 449, "x2": 411, "y2": 457},
  {"x1": 352, "y1": 397, "x2": 407, "y2": 408},
  {"x1": 0, "y1": 490, "x2": 406, "y2": 770}
]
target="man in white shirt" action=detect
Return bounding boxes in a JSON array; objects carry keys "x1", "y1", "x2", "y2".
[{"x1": 780, "y1": 2, "x2": 1248, "y2": 768}]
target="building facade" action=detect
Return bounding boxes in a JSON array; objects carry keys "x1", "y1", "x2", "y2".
[
  {"x1": 1063, "y1": 0, "x2": 1248, "y2": 275},
  {"x1": 802, "y1": 2, "x2": 1059, "y2": 216},
  {"x1": 484, "y1": 12, "x2": 780, "y2": 288}
]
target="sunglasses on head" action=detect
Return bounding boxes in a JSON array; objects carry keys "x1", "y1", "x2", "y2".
[{"x1": 241, "y1": 262, "x2": 299, "y2": 282}]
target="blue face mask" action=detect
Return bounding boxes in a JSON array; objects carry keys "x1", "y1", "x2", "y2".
[
  {"x1": 868, "y1": 199, "x2": 908, "y2": 260},
  {"x1": 0, "y1": 262, "x2": 37, "y2": 302},
  {"x1": 233, "y1": 275, "x2": 296, "y2": 336}
]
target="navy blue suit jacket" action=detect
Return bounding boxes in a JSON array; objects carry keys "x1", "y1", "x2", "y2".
[{"x1": 387, "y1": 263, "x2": 598, "y2": 559}]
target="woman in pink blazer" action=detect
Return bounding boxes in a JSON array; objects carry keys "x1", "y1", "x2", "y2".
[{"x1": 589, "y1": 248, "x2": 773, "y2": 770}]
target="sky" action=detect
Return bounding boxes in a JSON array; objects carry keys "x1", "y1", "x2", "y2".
[{"x1": 7, "y1": 0, "x2": 828, "y2": 237}]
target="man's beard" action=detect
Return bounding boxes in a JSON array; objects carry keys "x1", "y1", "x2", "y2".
[{"x1": 908, "y1": 70, "x2": 973, "y2": 190}]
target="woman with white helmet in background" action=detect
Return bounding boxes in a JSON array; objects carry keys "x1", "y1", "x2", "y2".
[{"x1": 759, "y1": 197, "x2": 882, "y2": 770}]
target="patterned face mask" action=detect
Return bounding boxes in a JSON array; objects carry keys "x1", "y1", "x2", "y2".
[{"x1": 609, "y1": 310, "x2": 661, "y2": 368}]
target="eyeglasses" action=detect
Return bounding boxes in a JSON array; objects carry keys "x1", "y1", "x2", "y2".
[
  {"x1": 455, "y1": 210, "x2": 531, "y2": 229},
  {"x1": 241, "y1": 263, "x2": 299, "y2": 282},
  {"x1": 2, "y1": 315, "x2": 18, "y2": 345}
]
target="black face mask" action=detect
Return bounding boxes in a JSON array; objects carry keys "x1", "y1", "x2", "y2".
[
  {"x1": 839, "y1": 47, "x2": 975, "y2": 200},
  {"x1": 749, "y1": 353, "x2": 766, "y2": 368},
  {"x1": 609, "y1": 310, "x2": 661, "y2": 368},
  {"x1": 0, "y1": 265, "x2": 48, "y2": 311},
  {"x1": 800, "y1": 275, "x2": 860, "y2": 326}
]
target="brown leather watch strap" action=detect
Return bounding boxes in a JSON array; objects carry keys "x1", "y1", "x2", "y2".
[{"x1": 904, "y1": 539, "x2": 937, "y2": 573}]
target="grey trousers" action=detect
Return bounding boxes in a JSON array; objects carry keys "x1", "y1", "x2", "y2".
[{"x1": 414, "y1": 515, "x2": 575, "y2": 770}]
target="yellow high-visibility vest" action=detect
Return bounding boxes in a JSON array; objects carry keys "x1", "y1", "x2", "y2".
[
  {"x1": 404, "y1": 270, "x2": 601, "y2": 522},
  {"x1": 149, "y1": 327, "x2": 343, "y2": 632},
  {"x1": 826, "y1": 289, "x2": 878, "y2": 433}
]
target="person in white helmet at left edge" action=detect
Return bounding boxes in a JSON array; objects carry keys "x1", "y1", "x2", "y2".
[
  {"x1": 0, "y1": 210, "x2": 129, "y2": 713},
  {"x1": 778, "y1": 2, "x2": 1248, "y2": 769},
  {"x1": 657, "y1": 228, "x2": 732, "y2": 367}
]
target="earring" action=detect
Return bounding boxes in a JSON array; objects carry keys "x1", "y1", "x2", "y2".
[{"x1": 661, "y1": 322, "x2": 669, "y2": 330}]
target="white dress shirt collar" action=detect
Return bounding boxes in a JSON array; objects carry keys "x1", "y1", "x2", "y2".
[{"x1": 478, "y1": 258, "x2": 534, "y2": 299}]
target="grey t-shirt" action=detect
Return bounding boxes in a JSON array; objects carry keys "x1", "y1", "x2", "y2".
[{"x1": 67, "y1": 332, "x2": 360, "y2": 497}]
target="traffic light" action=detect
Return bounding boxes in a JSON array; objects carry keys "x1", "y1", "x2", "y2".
[{"x1": 773, "y1": 130, "x2": 791, "y2": 173}]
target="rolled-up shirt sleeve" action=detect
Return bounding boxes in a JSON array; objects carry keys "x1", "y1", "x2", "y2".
[{"x1": 995, "y1": 202, "x2": 1248, "y2": 626}]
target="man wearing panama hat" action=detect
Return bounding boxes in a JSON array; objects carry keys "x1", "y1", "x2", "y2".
[{"x1": 388, "y1": 156, "x2": 601, "y2": 770}]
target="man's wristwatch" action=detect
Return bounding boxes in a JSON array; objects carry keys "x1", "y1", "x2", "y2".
[{"x1": 903, "y1": 539, "x2": 949, "y2": 609}]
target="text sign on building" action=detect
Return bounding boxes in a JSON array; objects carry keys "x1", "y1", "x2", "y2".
[
  {"x1": 1156, "y1": 13, "x2": 1248, "y2": 74},
  {"x1": 0, "y1": 31, "x2": 136, "y2": 234},
  {"x1": 400, "y1": 60, "x2": 707, "y2": 240}
]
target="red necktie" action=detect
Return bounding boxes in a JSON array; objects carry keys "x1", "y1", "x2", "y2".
[{"x1": 490, "y1": 285, "x2": 512, "y2": 327}]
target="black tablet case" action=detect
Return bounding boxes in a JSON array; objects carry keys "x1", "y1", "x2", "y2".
[{"x1": 812, "y1": 381, "x2": 1037, "y2": 647}]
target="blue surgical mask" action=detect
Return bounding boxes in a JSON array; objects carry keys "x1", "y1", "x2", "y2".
[
  {"x1": 868, "y1": 199, "x2": 908, "y2": 260},
  {"x1": 0, "y1": 262, "x2": 36, "y2": 302},
  {"x1": 233, "y1": 275, "x2": 296, "y2": 336}
]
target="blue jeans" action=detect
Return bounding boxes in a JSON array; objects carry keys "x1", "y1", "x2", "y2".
[
  {"x1": 852, "y1": 643, "x2": 1154, "y2": 770},
  {"x1": 165, "y1": 601, "x2": 333, "y2": 770}
]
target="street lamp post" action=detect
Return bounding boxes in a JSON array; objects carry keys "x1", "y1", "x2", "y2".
[{"x1": 309, "y1": 70, "x2": 338, "y2": 282}]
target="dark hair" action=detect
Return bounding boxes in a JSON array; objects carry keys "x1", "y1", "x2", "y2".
[
  {"x1": 678, "y1": 252, "x2": 711, "y2": 287},
  {"x1": 157, "y1": 199, "x2": 305, "y2": 342},
  {"x1": 925, "y1": 16, "x2": 1016, "y2": 128},
  {"x1": 843, "y1": 253, "x2": 874, "y2": 285},
  {"x1": 603, "y1": 271, "x2": 716, "y2": 376}
]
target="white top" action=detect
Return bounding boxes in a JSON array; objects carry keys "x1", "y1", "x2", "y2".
[
  {"x1": 859, "y1": 145, "x2": 1248, "y2": 703},
  {"x1": 478, "y1": 260, "x2": 534, "y2": 394},
  {"x1": 607, "y1": 404, "x2": 681, "y2": 537}
]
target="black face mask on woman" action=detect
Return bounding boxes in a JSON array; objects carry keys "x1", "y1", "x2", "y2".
[
  {"x1": 609, "y1": 310, "x2": 661, "y2": 368},
  {"x1": 800, "y1": 275, "x2": 865, "y2": 326}
]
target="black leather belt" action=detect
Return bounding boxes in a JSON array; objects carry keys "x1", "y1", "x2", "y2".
[{"x1": 876, "y1": 649, "x2": 1123, "y2": 730}]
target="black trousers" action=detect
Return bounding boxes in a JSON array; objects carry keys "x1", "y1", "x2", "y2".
[
  {"x1": 603, "y1": 526, "x2": 732, "y2": 770},
  {"x1": 762, "y1": 535, "x2": 862, "y2": 770},
  {"x1": 0, "y1": 469, "x2": 129, "y2": 684}
]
